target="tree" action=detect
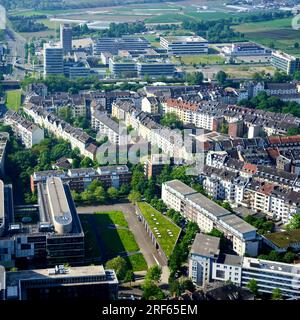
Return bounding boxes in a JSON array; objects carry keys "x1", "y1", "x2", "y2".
[
  {"x1": 106, "y1": 256, "x2": 128, "y2": 281},
  {"x1": 94, "y1": 186, "x2": 106, "y2": 203},
  {"x1": 160, "y1": 112, "x2": 183, "y2": 129},
  {"x1": 107, "y1": 187, "x2": 118, "y2": 200},
  {"x1": 215, "y1": 70, "x2": 227, "y2": 85},
  {"x1": 287, "y1": 127, "x2": 300, "y2": 136},
  {"x1": 286, "y1": 214, "x2": 300, "y2": 230},
  {"x1": 124, "y1": 270, "x2": 135, "y2": 286},
  {"x1": 128, "y1": 190, "x2": 142, "y2": 204},
  {"x1": 141, "y1": 281, "x2": 164, "y2": 300},
  {"x1": 145, "y1": 265, "x2": 162, "y2": 283},
  {"x1": 272, "y1": 288, "x2": 282, "y2": 300},
  {"x1": 187, "y1": 72, "x2": 204, "y2": 85},
  {"x1": 247, "y1": 279, "x2": 258, "y2": 296},
  {"x1": 80, "y1": 157, "x2": 94, "y2": 168}
]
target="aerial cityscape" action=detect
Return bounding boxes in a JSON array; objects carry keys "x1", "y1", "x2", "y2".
[{"x1": 1, "y1": 0, "x2": 300, "y2": 307}]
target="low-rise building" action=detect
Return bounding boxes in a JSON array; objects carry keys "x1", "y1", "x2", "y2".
[
  {"x1": 3, "y1": 264, "x2": 118, "y2": 300},
  {"x1": 160, "y1": 36, "x2": 208, "y2": 55}
]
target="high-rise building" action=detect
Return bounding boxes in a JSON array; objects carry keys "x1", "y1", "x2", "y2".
[
  {"x1": 60, "y1": 24, "x2": 72, "y2": 55},
  {"x1": 43, "y1": 42, "x2": 64, "y2": 78}
]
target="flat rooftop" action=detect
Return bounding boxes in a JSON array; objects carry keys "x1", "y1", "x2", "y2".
[
  {"x1": 162, "y1": 36, "x2": 208, "y2": 43},
  {"x1": 186, "y1": 192, "x2": 230, "y2": 218},
  {"x1": 243, "y1": 257, "x2": 300, "y2": 275},
  {"x1": 218, "y1": 253, "x2": 243, "y2": 267},
  {"x1": 164, "y1": 179, "x2": 197, "y2": 196},
  {"x1": 6, "y1": 265, "x2": 118, "y2": 286},
  {"x1": 191, "y1": 233, "x2": 220, "y2": 258},
  {"x1": 265, "y1": 229, "x2": 300, "y2": 248},
  {"x1": 219, "y1": 214, "x2": 257, "y2": 235}
]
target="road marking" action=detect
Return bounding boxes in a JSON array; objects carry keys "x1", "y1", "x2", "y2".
[{"x1": 153, "y1": 254, "x2": 160, "y2": 266}]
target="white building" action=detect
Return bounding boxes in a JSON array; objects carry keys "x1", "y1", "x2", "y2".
[
  {"x1": 4, "y1": 110, "x2": 44, "y2": 148},
  {"x1": 162, "y1": 180, "x2": 259, "y2": 257},
  {"x1": 189, "y1": 233, "x2": 220, "y2": 287},
  {"x1": 160, "y1": 36, "x2": 208, "y2": 55},
  {"x1": 43, "y1": 42, "x2": 64, "y2": 78}
]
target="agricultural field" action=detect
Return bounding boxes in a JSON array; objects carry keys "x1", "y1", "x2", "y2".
[
  {"x1": 5, "y1": 90, "x2": 22, "y2": 111},
  {"x1": 234, "y1": 17, "x2": 300, "y2": 56},
  {"x1": 80, "y1": 211, "x2": 147, "y2": 272},
  {"x1": 137, "y1": 202, "x2": 181, "y2": 258}
]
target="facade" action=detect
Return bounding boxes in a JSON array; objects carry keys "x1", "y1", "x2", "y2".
[
  {"x1": 109, "y1": 58, "x2": 137, "y2": 78},
  {"x1": 162, "y1": 180, "x2": 259, "y2": 256},
  {"x1": 43, "y1": 43, "x2": 64, "y2": 78},
  {"x1": 271, "y1": 51, "x2": 300, "y2": 75},
  {"x1": 160, "y1": 36, "x2": 208, "y2": 55},
  {"x1": 188, "y1": 234, "x2": 300, "y2": 298},
  {"x1": 31, "y1": 165, "x2": 131, "y2": 193},
  {"x1": 93, "y1": 36, "x2": 151, "y2": 56},
  {"x1": 60, "y1": 24, "x2": 72, "y2": 55},
  {"x1": 189, "y1": 233, "x2": 220, "y2": 287},
  {"x1": 136, "y1": 61, "x2": 175, "y2": 78},
  {"x1": 91, "y1": 110, "x2": 122, "y2": 144},
  {"x1": 0, "y1": 132, "x2": 9, "y2": 176},
  {"x1": 222, "y1": 42, "x2": 271, "y2": 57},
  {"x1": 141, "y1": 96, "x2": 160, "y2": 114},
  {"x1": 23, "y1": 104, "x2": 97, "y2": 160},
  {"x1": 3, "y1": 265, "x2": 118, "y2": 300},
  {"x1": 0, "y1": 177, "x2": 84, "y2": 267},
  {"x1": 4, "y1": 110, "x2": 44, "y2": 148}
]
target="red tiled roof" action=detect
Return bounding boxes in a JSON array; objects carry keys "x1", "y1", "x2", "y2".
[
  {"x1": 165, "y1": 99, "x2": 199, "y2": 112},
  {"x1": 242, "y1": 163, "x2": 257, "y2": 174}
]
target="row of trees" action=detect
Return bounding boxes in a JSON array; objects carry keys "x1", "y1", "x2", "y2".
[
  {"x1": 238, "y1": 91, "x2": 300, "y2": 119},
  {"x1": 247, "y1": 279, "x2": 283, "y2": 300},
  {"x1": 71, "y1": 179, "x2": 130, "y2": 204}
]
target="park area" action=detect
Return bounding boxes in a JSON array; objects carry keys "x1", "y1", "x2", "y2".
[
  {"x1": 80, "y1": 210, "x2": 147, "y2": 272},
  {"x1": 137, "y1": 202, "x2": 181, "y2": 258},
  {"x1": 5, "y1": 90, "x2": 22, "y2": 111}
]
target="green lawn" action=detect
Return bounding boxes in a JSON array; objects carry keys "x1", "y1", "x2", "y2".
[
  {"x1": 6, "y1": 90, "x2": 22, "y2": 111},
  {"x1": 93, "y1": 211, "x2": 147, "y2": 271},
  {"x1": 172, "y1": 54, "x2": 225, "y2": 65},
  {"x1": 137, "y1": 202, "x2": 181, "y2": 258}
]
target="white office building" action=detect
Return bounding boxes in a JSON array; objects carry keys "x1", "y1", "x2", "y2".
[{"x1": 43, "y1": 42, "x2": 64, "y2": 78}]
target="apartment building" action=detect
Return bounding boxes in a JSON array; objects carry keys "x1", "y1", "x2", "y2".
[
  {"x1": 3, "y1": 264, "x2": 118, "y2": 300},
  {"x1": 189, "y1": 234, "x2": 300, "y2": 298},
  {"x1": 189, "y1": 233, "x2": 220, "y2": 287},
  {"x1": 160, "y1": 36, "x2": 208, "y2": 55},
  {"x1": 91, "y1": 110, "x2": 122, "y2": 144},
  {"x1": 162, "y1": 180, "x2": 259, "y2": 256},
  {"x1": 141, "y1": 96, "x2": 160, "y2": 114},
  {"x1": 23, "y1": 104, "x2": 97, "y2": 160},
  {"x1": 30, "y1": 165, "x2": 131, "y2": 193},
  {"x1": 4, "y1": 110, "x2": 44, "y2": 148}
]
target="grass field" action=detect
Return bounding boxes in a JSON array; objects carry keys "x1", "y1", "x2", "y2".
[
  {"x1": 137, "y1": 202, "x2": 181, "y2": 258},
  {"x1": 172, "y1": 54, "x2": 226, "y2": 65},
  {"x1": 80, "y1": 211, "x2": 147, "y2": 271},
  {"x1": 6, "y1": 90, "x2": 22, "y2": 111},
  {"x1": 234, "y1": 17, "x2": 300, "y2": 56}
]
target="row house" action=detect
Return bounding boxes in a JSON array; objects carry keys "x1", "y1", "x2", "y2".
[
  {"x1": 4, "y1": 110, "x2": 44, "y2": 148},
  {"x1": 23, "y1": 104, "x2": 97, "y2": 160}
]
